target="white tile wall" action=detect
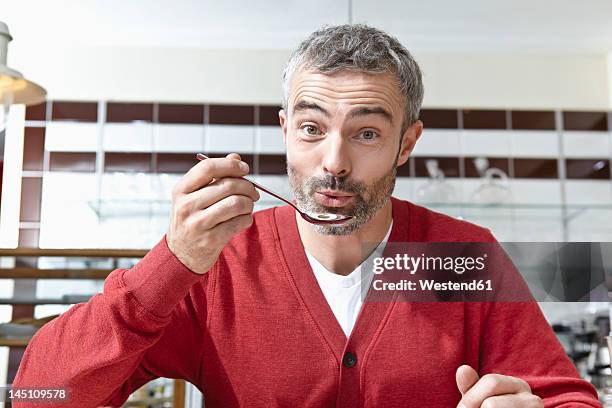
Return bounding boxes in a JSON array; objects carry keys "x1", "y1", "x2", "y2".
[
  {"x1": 566, "y1": 203, "x2": 612, "y2": 241},
  {"x1": 392, "y1": 178, "x2": 414, "y2": 200},
  {"x1": 155, "y1": 174, "x2": 182, "y2": 201},
  {"x1": 39, "y1": 172, "x2": 100, "y2": 248},
  {"x1": 250, "y1": 175, "x2": 292, "y2": 211},
  {"x1": 103, "y1": 122, "x2": 154, "y2": 152},
  {"x1": 40, "y1": 172, "x2": 169, "y2": 249},
  {"x1": 205, "y1": 125, "x2": 255, "y2": 153},
  {"x1": 509, "y1": 180, "x2": 562, "y2": 204},
  {"x1": 97, "y1": 216, "x2": 167, "y2": 249},
  {"x1": 562, "y1": 131, "x2": 612, "y2": 158},
  {"x1": 409, "y1": 179, "x2": 568, "y2": 241},
  {"x1": 467, "y1": 217, "x2": 514, "y2": 241},
  {"x1": 510, "y1": 131, "x2": 559, "y2": 158},
  {"x1": 100, "y1": 173, "x2": 161, "y2": 201},
  {"x1": 256, "y1": 126, "x2": 286, "y2": 153},
  {"x1": 45, "y1": 122, "x2": 99, "y2": 152},
  {"x1": 250, "y1": 175, "x2": 292, "y2": 198},
  {"x1": 411, "y1": 177, "x2": 464, "y2": 203},
  {"x1": 510, "y1": 220, "x2": 564, "y2": 241},
  {"x1": 460, "y1": 130, "x2": 511, "y2": 157},
  {"x1": 456, "y1": 178, "x2": 492, "y2": 203},
  {"x1": 154, "y1": 124, "x2": 205, "y2": 152},
  {"x1": 564, "y1": 180, "x2": 612, "y2": 205},
  {"x1": 411, "y1": 129, "x2": 460, "y2": 157}
]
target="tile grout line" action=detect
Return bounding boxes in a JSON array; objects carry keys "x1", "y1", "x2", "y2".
[
  {"x1": 203, "y1": 104, "x2": 209, "y2": 155},
  {"x1": 43, "y1": 101, "x2": 52, "y2": 174},
  {"x1": 254, "y1": 106, "x2": 260, "y2": 176},
  {"x1": 148, "y1": 103, "x2": 160, "y2": 220},
  {"x1": 152, "y1": 103, "x2": 159, "y2": 174},
  {"x1": 457, "y1": 109, "x2": 465, "y2": 202},
  {"x1": 506, "y1": 109, "x2": 517, "y2": 237},
  {"x1": 506, "y1": 110, "x2": 515, "y2": 179},
  {"x1": 555, "y1": 110, "x2": 569, "y2": 242},
  {"x1": 93, "y1": 100, "x2": 106, "y2": 219}
]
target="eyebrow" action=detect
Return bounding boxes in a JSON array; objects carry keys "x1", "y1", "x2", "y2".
[
  {"x1": 292, "y1": 99, "x2": 393, "y2": 125},
  {"x1": 292, "y1": 100, "x2": 330, "y2": 117},
  {"x1": 348, "y1": 106, "x2": 393, "y2": 125}
]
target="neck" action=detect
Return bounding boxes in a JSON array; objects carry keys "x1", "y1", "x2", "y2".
[{"x1": 296, "y1": 199, "x2": 393, "y2": 276}]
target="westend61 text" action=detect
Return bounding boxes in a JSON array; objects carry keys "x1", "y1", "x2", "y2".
[{"x1": 373, "y1": 279, "x2": 494, "y2": 292}]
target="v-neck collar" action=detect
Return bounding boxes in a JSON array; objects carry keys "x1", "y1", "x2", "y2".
[
  {"x1": 304, "y1": 220, "x2": 392, "y2": 289},
  {"x1": 273, "y1": 197, "x2": 411, "y2": 360}
]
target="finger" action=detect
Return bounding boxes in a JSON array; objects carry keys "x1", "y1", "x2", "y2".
[
  {"x1": 477, "y1": 393, "x2": 543, "y2": 408},
  {"x1": 456, "y1": 365, "x2": 479, "y2": 396},
  {"x1": 175, "y1": 157, "x2": 249, "y2": 195},
  {"x1": 211, "y1": 213, "x2": 254, "y2": 243},
  {"x1": 192, "y1": 194, "x2": 255, "y2": 230},
  {"x1": 200, "y1": 153, "x2": 245, "y2": 186},
  {"x1": 459, "y1": 374, "x2": 531, "y2": 408},
  {"x1": 184, "y1": 177, "x2": 259, "y2": 212}
]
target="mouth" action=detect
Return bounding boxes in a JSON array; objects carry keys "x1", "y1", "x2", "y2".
[{"x1": 314, "y1": 191, "x2": 355, "y2": 207}]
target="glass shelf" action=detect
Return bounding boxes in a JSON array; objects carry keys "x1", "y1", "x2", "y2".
[
  {"x1": 87, "y1": 198, "x2": 286, "y2": 218},
  {"x1": 421, "y1": 202, "x2": 612, "y2": 241},
  {"x1": 84, "y1": 199, "x2": 612, "y2": 242},
  {"x1": 88, "y1": 199, "x2": 172, "y2": 218},
  {"x1": 423, "y1": 202, "x2": 612, "y2": 220},
  {"x1": 88, "y1": 199, "x2": 612, "y2": 220}
]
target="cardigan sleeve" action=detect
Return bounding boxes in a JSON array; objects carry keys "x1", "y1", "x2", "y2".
[
  {"x1": 11, "y1": 235, "x2": 208, "y2": 407},
  {"x1": 477, "y1": 231, "x2": 601, "y2": 408},
  {"x1": 477, "y1": 231, "x2": 601, "y2": 407},
  {"x1": 478, "y1": 301, "x2": 601, "y2": 407}
]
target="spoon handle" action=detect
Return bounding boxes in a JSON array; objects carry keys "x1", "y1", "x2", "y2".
[{"x1": 195, "y1": 153, "x2": 298, "y2": 210}]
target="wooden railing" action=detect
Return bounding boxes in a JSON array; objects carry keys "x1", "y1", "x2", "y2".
[
  {"x1": 0, "y1": 248, "x2": 148, "y2": 280},
  {"x1": 0, "y1": 248, "x2": 149, "y2": 257},
  {"x1": 0, "y1": 246, "x2": 187, "y2": 408}
]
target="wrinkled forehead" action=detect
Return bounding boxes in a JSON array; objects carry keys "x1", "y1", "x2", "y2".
[{"x1": 287, "y1": 68, "x2": 405, "y2": 123}]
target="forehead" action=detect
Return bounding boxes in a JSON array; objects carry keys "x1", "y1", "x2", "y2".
[{"x1": 288, "y1": 68, "x2": 404, "y2": 121}]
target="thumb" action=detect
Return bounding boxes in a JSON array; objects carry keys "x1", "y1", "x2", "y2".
[
  {"x1": 226, "y1": 153, "x2": 242, "y2": 161},
  {"x1": 456, "y1": 364, "x2": 479, "y2": 396}
]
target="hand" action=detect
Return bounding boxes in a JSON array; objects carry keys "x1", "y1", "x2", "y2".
[
  {"x1": 456, "y1": 365, "x2": 543, "y2": 408},
  {"x1": 166, "y1": 153, "x2": 260, "y2": 274}
]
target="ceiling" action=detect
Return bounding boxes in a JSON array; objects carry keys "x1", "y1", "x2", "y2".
[{"x1": 3, "y1": 0, "x2": 612, "y2": 53}]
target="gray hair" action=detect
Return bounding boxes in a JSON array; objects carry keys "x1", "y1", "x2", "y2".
[{"x1": 281, "y1": 24, "x2": 424, "y2": 131}]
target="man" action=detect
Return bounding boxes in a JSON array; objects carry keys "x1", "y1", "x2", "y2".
[{"x1": 13, "y1": 24, "x2": 600, "y2": 407}]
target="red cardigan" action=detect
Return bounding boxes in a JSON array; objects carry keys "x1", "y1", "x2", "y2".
[{"x1": 13, "y1": 197, "x2": 601, "y2": 407}]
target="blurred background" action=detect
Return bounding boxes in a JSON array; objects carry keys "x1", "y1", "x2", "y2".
[{"x1": 1, "y1": 0, "x2": 612, "y2": 406}]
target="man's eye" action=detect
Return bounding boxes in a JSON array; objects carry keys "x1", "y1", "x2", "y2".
[
  {"x1": 359, "y1": 130, "x2": 378, "y2": 140},
  {"x1": 301, "y1": 125, "x2": 320, "y2": 136}
]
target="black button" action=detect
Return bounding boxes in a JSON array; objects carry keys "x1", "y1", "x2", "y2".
[{"x1": 342, "y1": 352, "x2": 357, "y2": 368}]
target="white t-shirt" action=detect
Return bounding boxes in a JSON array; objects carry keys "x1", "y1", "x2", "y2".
[{"x1": 305, "y1": 221, "x2": 393, "y2": 337}]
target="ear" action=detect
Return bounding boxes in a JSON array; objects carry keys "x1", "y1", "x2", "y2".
[
  {"x1": 396, "y1": 120, "x2": 423, "y2": 167},
  {"x1": 279, "y1": 108, "x2": 288, "y2": 147}
]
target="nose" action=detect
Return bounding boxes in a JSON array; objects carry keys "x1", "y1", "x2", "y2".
[{"x1": 321, "y1": 132, "x2": 351, "y2": 178}]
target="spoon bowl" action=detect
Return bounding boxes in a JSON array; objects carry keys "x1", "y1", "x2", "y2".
[{"x1": 196, "y1": 153, "x2": 352, "y2": 225}]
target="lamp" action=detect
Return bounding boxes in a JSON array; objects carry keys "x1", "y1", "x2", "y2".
[{"x1": 0, "y1": 21, "x2": 46, "y2": 132}]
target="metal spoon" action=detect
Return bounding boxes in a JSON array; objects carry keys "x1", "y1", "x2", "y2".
[{"x1": 196, "y1": 153, "x2": 353, "y2": 225}]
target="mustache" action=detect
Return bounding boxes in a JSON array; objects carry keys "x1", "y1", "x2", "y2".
[{"x1": 304, "y1": 174, "x2": 365, "y2": 194}]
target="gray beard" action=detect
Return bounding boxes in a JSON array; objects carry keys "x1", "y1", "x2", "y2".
[{"x1": 287, "y1": 162, "x2": 397, "y2": 236}]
